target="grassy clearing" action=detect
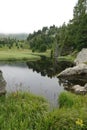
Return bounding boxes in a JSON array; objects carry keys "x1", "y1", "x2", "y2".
[
  {"x1": 0, "y1": 49, "x2": 40, "y2": 61},
  {"x1": 58, "y1": 55, "x2": 75, "y2": 62},
  {"x1": 0, "y1": 92, "x2": 48, "y2": 130},
  {"x1": 0, "y1": 49, "x2": 50, "y2": 61},
  {"x1": 58, "y1": 51, "x2": 78, "y2": 62}
]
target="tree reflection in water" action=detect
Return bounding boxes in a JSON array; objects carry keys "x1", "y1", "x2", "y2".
[
  {"x1": 27, "y1": 56, "x2": 76, "y2": 93},
  {"x1": 27, "y1": 56, "x2": 74, "y2": 78},
  {"x1": 58, "y1": 75, "x2": 87, "y2": 92}
]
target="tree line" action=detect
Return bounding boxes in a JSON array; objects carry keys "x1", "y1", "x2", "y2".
[
  {"x1": 27, "y1": 0, "x2": 87, "y2": 55},
  {"x1": 0, "y1": 0, "x2": 86, "y2": 55}
]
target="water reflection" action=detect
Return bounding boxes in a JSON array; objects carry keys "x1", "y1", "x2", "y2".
[
  {"x1": 27, "y1": 57, "x2": 74, "y2": 78},
  {"x1": 30, "y1": 57, "x2": 87, "y2": 93},
  {"x1": 0, "y1": 61, "x2": 61, "y2": 108},
  {"x1": 0, "y1": 58, "x2": 74, "y2": 108},
  {"x1": 58, "y1": 75, "x2": 87, "y2": 92}
]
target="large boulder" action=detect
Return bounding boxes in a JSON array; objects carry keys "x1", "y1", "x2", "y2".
[
  {"x1": 58, "y1": 49, "x2": 87, "y2": 94},
  {"x1": 57, "y1": 63, "x2": 87, "y2": 78},
  {"x1": 0, "y1": 70, "x2": 6, "y2": 95},
  {"x1": 74, "y1": 48, "x2": 87, "y2": 65}
]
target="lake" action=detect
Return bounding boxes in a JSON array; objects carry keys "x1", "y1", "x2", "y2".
[{"x1": 0, "y1": 58, "x2": 73, "y2": 108}]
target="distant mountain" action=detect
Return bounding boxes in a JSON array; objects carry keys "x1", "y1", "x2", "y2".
[{"x1": 0, "y1": 33, "x2": 28, "y2": 40}]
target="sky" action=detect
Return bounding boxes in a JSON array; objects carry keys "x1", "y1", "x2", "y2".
[{"x1": 0, "y1": 0, "x2": 78, "y2": 34}]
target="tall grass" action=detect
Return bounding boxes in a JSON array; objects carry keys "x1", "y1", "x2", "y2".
[
  {"x1": 0, "y1": 92, "x2": 48, "y2": 130},
  {"x1": 44, "y1": 92, "x2": 87, "y2": 130},
  {"x1": 58, "y1": 92, "x2": 84, "y2": 108},
  {"x1": 0, "y1": 91, "x2": 87, "y2": 130}
]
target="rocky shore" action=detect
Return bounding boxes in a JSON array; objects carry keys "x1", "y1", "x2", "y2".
[{"x1": 58, "y1": 49, "x2": 87, "y2": 94}]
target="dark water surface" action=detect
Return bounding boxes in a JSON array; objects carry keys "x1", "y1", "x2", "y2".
[{"x1": 0, "y1": 58, "x2": 73, "y2": 108}]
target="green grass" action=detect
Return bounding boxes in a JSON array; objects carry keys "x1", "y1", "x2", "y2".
[
  {"x1": 58, "y1": 55, "x2": 75, "y2": 62},
  {"x1": 44, "y1": 92, "x2": 87, "y2": 130},
  {"x1": 58, "y1": 92, "x2": 83, "y2": 108},
  {"x1": 0, "y1": 92, "x2": 48, "y2": 130},
  {"x1": 58, "y1": 51, "x2": 78, "y2": 62},
  {"x1": 0, "y1": 49, "x2": 50, "y2": 61},
  {"x1": 0, "y1": 91, "x2": 87, "y2": 130}
]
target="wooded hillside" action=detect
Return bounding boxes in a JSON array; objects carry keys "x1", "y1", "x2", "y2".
[{"x1": 27, "y1": 0, "x2": 87, "y2": 54}]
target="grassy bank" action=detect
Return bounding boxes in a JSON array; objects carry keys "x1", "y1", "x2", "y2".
[
  {"x1": 45, "y1": 92, "x2": 87, "y2": 130},
  {"x1": 0, "y1": 92, "x2": 48, "y2": 130},
  {"x1": 0, "y1": 91, "x2": 87, "y2": 130},
  {"x1": 58, "y1": 51, "x2": 78, "y2": 62},
  {"x1": 58, "y1": 55, "x2": 75, "y2": 62},
  {"x1": 0, "y1": 48, "x2": 77, "y2": 62},
  {"x1": 0, "y1": 49, "x2": 50, "y2": 61}
]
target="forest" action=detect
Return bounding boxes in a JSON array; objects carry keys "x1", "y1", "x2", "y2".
[{"x1": 27, "y1": 0, "x2": 87, "y2": 55}]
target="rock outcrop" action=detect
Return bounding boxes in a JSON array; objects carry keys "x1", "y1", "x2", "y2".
[
  {"x1": 57, "y1": 63, "x2": 87, "y2": 78},
  {"x1": 74, "y1": 48, "x2": 87, "y2": 65},
  {"x1": 57, "y1": 48, "x2": 87, "y2": 94},
  {"x1": 0, "y1": 70, "x2": 6, "y2": 95}
]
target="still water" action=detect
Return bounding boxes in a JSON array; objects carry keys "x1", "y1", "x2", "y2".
[{"x1": 0, "y1": 59, "x2": 73, "y2": 108}]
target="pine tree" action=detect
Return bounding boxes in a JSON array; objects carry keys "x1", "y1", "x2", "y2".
[{"x1": 73, "y1": 0, "x2": 87, "y2": 50}]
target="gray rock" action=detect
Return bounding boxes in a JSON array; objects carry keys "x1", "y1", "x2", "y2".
[
  {"x1": 74, "y1": 48, "x2": 87, "y2": 65},
  {"x1": 0, "y1": 71, "x2": 6, "y2": 95},
  {"x1": 72, "y1": 85, "x2": 87, "y2": 94},
  {"x1": 57, "y1": 63, "x2": 87, "y2": 78},
  {"x1": 84, "y1": 83, "x2": 87, "y2": 90}
]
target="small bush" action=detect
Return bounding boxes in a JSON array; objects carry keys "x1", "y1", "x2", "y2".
[
  {"x1": 58, "y1": 92, "x2": 82, "y2": 108},
  {"x1": 39, "y1": 44, "x2": 47, "y2": 52},
  {"x1": 59, "y1": 92, "x2": 74, "y2": 108},
  {"x1": 32, "y1": 48, "x2": 35, "y2": 52}
]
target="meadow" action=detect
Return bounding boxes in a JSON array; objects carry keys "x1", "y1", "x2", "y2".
[{"x1": 0, "y1": 49, "x2": 50, "y2": 61}]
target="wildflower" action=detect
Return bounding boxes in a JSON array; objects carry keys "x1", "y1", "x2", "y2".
[
  {"x1": 76, "y1": 118, "x2": 84, "y2": 127},
  {"x1": 12, "y1": 92, "x2": 18, "y2": 97}
]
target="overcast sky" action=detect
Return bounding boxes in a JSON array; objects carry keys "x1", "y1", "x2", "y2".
[{"x1": 0, "y1": 0, "x2": 78, "y2": 34}]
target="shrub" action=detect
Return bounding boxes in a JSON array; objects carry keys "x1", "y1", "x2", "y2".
[
  {"x1": 32, "y1": 48, "x2": 35, "y2": 52},
  {"x1": 58, "y1": 92, "x2": 82, "y2": 108},
  {"x1": 39, "y1": 44, "x2": 47, "y2": 52}
]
